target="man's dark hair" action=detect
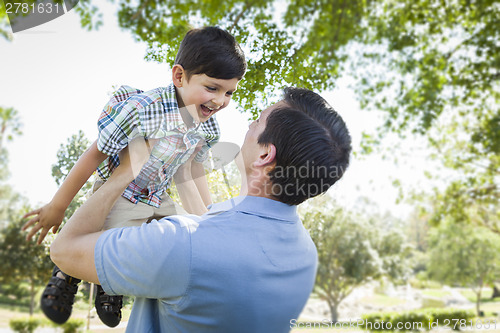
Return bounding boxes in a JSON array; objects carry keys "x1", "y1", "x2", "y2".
[
  {"x1": 175, "y1": 26, "x2": 247, "y2": 80},
  {"x1": 258, "y1": 87, "x2": 352, "y2": 205}
]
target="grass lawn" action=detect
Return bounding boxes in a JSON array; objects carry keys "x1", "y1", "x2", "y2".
[
  {"x1": 460, "y1": 288, "x2": 499, "y2": 303},
  {"x1": 359, "y1": 294, "x2": 407, "y2": 307},
  {"x1": 0, "y1": 298, "x2": 132, "y2": 332},
  {"x1": 480, "y1": 302, "x2": 500, "y2": 316},
  {"x1": 2, "y1": 286, "x2": 499, "y2": 332},
  {"x1": 421, "y1": 289, "x2": 452, "y2": 298}
]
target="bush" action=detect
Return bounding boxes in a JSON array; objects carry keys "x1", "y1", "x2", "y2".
[
  {"x1": 61, "y1": 318, "x2": 85, "y2": 333},
  {"x1": 425, "y1": 308, "x2": 475, "y2": 330},
  {"x1": 361, "y1": 308, "x2": 474, "y2": 332},
  {"x1": 421, "y1": 296, "x2": 445, "y2": 308},
  {"x1": 409, "y1": 275, "x2": 442, "y2": 289},
  {"x1": 9, "y1": 318, "x2": 41, "y2": 333}
]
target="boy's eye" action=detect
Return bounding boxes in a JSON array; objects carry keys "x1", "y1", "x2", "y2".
[
  {"x1": 226, "y1": 91, "x2": 234, "y2": 96},
  {"x1": 206, "y1": 87, "x2": 216, "y2": 91}
]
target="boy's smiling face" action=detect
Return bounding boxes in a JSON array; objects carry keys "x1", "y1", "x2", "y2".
[{"x1": 173, "y1": 65, "x2": 240, "y2": 123}]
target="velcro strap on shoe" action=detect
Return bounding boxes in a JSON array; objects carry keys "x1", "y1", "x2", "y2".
[{"x1": 43, "y1": 287, "x2": 61, "y2": 296}]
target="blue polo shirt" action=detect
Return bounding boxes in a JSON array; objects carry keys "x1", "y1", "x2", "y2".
[{"x1": 95, "y1": 196, "x2": 318, "y2": 333}]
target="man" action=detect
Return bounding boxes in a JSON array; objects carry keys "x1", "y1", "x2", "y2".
[{"x1": 50, "y1": 87, "x2": 352, "y2": 333}]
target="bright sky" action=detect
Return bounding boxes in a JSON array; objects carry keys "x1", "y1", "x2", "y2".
[{"x1": 0, "y1": 2, "x2": 432, "y2": 219}]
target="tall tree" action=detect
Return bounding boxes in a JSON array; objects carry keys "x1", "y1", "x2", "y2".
[
  {"x1": 0, "y1": 1, "x2": 12, "y2": 41},
  {"x1": 427, "y1": 222, "x2": 500, "y2": 316},
  {"x1": 301, "y1": 199, "x2": 411, "y2": 322},
  {"x1": 355, "y1": 0, "x2": 499, "y2": 139},
  {"x1": 71, "y1": 0, "x2": 374, "y2": 118},
  {"x1": 0, "y1": 203, "x2": 54, "y2": 315},
  {"x1": 352, "y1": 0, "x2": 499, "y2": 234},
  {"x1": 68, "y1": 1, "x2": 498, "y2": 134},
  {"x1": 51, "y1": 130, "x2": 92, "y2": 221},
  {"x1": 0, "y1": 107, "x2": 22, "y2": 154},
  {"x1": 67, "y1": 2, "x2": 499, "y2": 231},
  {"x1": 0, "y1": 106, "x2": 21, "y2": 228},
  {"x1": 419, "y1": 106, "x2": 500, "y2": 234}
]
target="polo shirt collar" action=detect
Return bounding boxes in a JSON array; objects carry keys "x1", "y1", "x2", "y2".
[{"x1": 207, "y1": 196, "x2": 298, "y2": 222}]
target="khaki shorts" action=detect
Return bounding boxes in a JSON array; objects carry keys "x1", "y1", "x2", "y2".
[{"x1": 90, "y1": 180, "x2": 187, "y2": 230}]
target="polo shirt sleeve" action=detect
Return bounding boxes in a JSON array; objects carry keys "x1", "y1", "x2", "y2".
[
  {"x1": 94, "y1": 217, "x2": 192, "y2": 299},
  {"x1": 96, "y1": 86, "x2": 146, "y2": 156}
]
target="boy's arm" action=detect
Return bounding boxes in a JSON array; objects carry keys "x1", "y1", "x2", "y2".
[
  {"x1": 23, "y1": 140, "x2": 108, "y2": 244},
  {"x1": 191, "y1": 161, "x2": 212, "y2": 207},
  {"x1": 174, "y1": 160, "x2": 209, "y2": 215}
]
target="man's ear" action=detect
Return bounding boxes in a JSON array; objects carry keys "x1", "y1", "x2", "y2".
[
  {"x1": 172, "y1": 65, "x2": 185, "y2": 87},
  {"x1": 254, "y1": 144, "x2": 276, "y2": 167}
]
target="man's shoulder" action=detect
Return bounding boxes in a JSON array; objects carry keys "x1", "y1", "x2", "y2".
[{"x1": 154, "y1": 214, "x2": 202, "y2": 231}]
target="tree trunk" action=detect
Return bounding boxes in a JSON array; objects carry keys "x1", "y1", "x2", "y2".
[
  {"x1": 475, "y1": 284, "x2": 483, "y2": 317},
  {"x1": 328, "y1": 301, "x2": 339, "y2": 323},
  {"x1": 29, "y1": 280, "x2": 35, "y2": 316},
  {"x1": 492, "y1": 285, "x2": 500, "y2": 299}
]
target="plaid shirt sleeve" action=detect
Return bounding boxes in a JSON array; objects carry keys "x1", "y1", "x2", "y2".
[{"x1": 97, "y1": 86, "x2": 156, "y2": 156}]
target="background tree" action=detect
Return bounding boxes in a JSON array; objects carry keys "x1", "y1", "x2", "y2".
[
  {"x1": 70, "y1": 0, "x2": 374, "y2": 118},
  {"x1": 0, "y1": 206, "x2": 54, "y2": 315},
  {"x1": 67, "y1": 0, "x2": 499, "y2": 136},
  {"x1": 51, "y1": 130, "x2": 92, "y2": 222},
  {"x1": 0, "y1": 107, "x2": 22, "y2": 183},
  {"x1": 204, "y1": 162, "x2": 241, "y2": 204},
  {"x1": 422, "y1": 114, "x2": 500, "y2": 234},
  {"x1": 66, "y1": 1, "x2": 498, "y2": 237},
  {"x1": 0, "y1": 107, "x2": 22, "y2": 151},
  {"x1": 355, "y1": 0, "x2": 499, "y2": 138},
  {"x1": 353, "y1": 0, "x2": 499, "y2": 234},
  {"x1": 0, "y1": 1, "x2": 12, "y2": 41},
  {"x1": 0, "y1": 106, "x2": 21, "y2": 227},
  {"x1": 0, "y1": 121, "x2": 89, "y2": 315},
  {"x1": 427, "y1": 221, "x2": 500, "y2": 316},
  {"x1": 301, "y1": 198, "x2": 411, "y2": 322}
]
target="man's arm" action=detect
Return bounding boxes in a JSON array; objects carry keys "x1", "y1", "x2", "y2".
[
  {"x1": 50, "y1": 139, "x2": 150, "y2": 284},
  {"x1": 23, "y1": 140, "x2": 108, "y2": 244}
]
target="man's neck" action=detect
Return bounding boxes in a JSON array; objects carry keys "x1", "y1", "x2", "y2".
[{"x1": 239, "y1": 176, "x2": 275, "y2": 200}]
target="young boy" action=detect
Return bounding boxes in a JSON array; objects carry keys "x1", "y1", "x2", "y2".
[{"x1": 22, "y1": 26, "x2": 246, "y2": 327}]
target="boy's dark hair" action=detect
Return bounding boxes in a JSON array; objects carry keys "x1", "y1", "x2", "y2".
[
  {"x1": 175, "y1": 26, "x2": 246, "y2": 80},
  {"x1": 258, "y1": 87, "x2": 352, "y2": 205}
]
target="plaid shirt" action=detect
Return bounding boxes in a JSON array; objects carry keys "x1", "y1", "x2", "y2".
[{"x1": 96, "y1": 84, "x2": 220, "y2": 207}]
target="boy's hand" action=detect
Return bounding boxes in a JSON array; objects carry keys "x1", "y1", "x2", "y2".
[{"x1": 22, "y1": 202, "x2": 66, "y2": 244}]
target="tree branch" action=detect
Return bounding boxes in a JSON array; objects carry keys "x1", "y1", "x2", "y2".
[
  {"x1": 229, "y1": 1, "x2": 251, "y2": 33},
  {"x1": 131, "y1": 0, "x2": 150, "y2": 21},
  {"x1": 333, "y1": 0, "x2": 347, "y2": 46}
]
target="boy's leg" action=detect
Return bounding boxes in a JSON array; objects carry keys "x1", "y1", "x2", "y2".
[
  {"x1": 92, "y1": 178, "x2": 154, "y2": 229},
  {"x1": 102, "y1": 196, "x2": 154, "y2": 230},
  {"x1": 151, "y1": 193, "x2": 187, "y2": 220}
]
